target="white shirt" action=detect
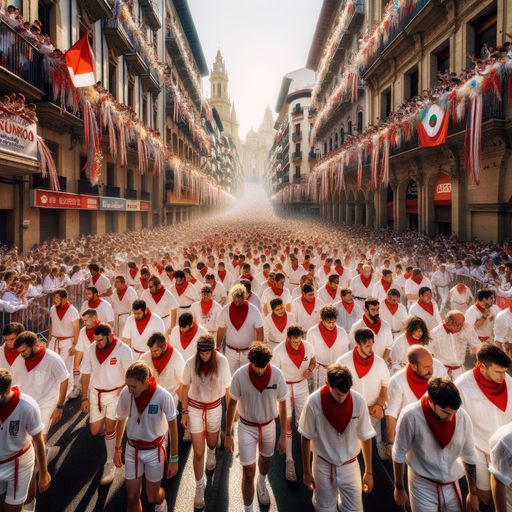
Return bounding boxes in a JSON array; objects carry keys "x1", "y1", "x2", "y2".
[
  {"x1": 464, "y1": 303, "x2": 500, "y2": 339},
  {"x1": 288, "y1": 265, "x2": 308, "y2": 285},
  {"x1": 169, "y1": 323, "x2": 209, "y2": 362},
  {"x1": 272, "y1": 340, "x2": 315, "y2": 383},
  {"x1": 89, "y1": 273, "x2": 111, "y2": 296},
  {"x1": 0, "y1": 345, "x2": 23, "y2": 386},
  {"x1": 18, "y1": 349, "x2": 70, "y2": 406},
  {"x1": 489, "y1": 423, "x2": 512, "y2": 510},
  {"x1": 122, "y1": 311, "x2": 166, "y2": 354},
  {"x1": 455, "y1": 369, "x2": 512, "y2": 454},
  {"x1": 111, "y1": 286, "x2": 138, "y2": 315},
  {"x1": 379, "y1": 300, "x2": 409, "y2": 336},
  {"x1": 385, "y1": 360, "x2": 449, "y2": 419},
  {"x1": 337, "y1": 350, "x2": 390, "y2": 406},
  {"x1": 298, "y1": 389, "x2": 376, "y2": 466},
  {"x1": 430, "y1": 270, "x2": 451, "y2": 289},
  {"x1": 233, "y1": 276, "x2": 260, "y2": 295},
  {"x1": 190, "y1": 300, "x2": 223, "y2": 334},
  {"x1": 217, "y1": 302, "x2": 264, "y2": 349},
  {"x1": 261, "y1": 286, "x2": 291, "y2": 307},
  {"x1": 307, "y1": 324, "x2": 350, "y2": 366},
  {"x1": 429, "y1": 322, "x2": 480, "y2": 368},
  {"x1": 409, "y1": 301, "x2": 442, "y2": 333},
  {"x1": 348, "y1": 318, "x2": 393, "y2": 359},
  {"x1": 492, "y1": 308, "x2": 512, "y2": 344},
  {"x1": 290, "y1": 296, "x2": 324, "y2": 337},
  {"x1": 390, "y1": 333, "x2": 426, "y2": 371},
  {"x1": 141, "y1": 347, "x2": 185, "y2": 400},
  {"x1": 217, "y1": 269, "x2": 234, "y2": 290},
  {"x1": 76, "y1": 324, "x2": 98, "y2": 353},
  {"x1": 372, "y1": 280, "x2": 401, "y2": 302},
  {"x1": 141, "y1": 288, "x2": 179, "y2": 320},
  {"x1": 0, "y1": 298, "x2": 27, "y2": 313},
  {"x1": 42, "y1": 275, "x2": 60, "y2": 294},
  {"x1": 229, "y1": 364, "x2": 288, "y2": 423},
  {"x1": 349, "y1": 274, "x2": 379, "y2": 305},
  {"x1": 393, "y1": 400, "x2": 478, "y2": 483},
  {"x1": 335, "y1": 300, "x2": 364, "y2": 334},
  {"x1": 81, "y1": 339, "x2": 133, "y2": 389},
  {"x1": 182, "y1": 352, "x2": 231, "y2": 403},
  {"x1": 169, "y1": 282, "x2": 200, "y2": 307},
  {"x1": 263, "y1": 312, "x2": 296, "y2": 346},
  {"x1": 210, "y1": 282, "x2": 227, "y2": 304},
  {"x1": 318, "y1": 284, "x2": 339, "y2": 306},
  {"x1": 49, "y1": 304, "x2": 80, "y2": 338},
  {"x1": 247, "y1": 292, "x2": 263, "y2": 313},
  {"x1": 404, "y1": 276, "x2": 432, "y2": 301},
  {"x1": 80, "y1": 299, "x2": 114, "y2": 324}
]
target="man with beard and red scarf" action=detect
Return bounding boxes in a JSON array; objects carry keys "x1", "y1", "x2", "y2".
[
  {"x1": 409, "y1": 287, "x2": 442, "y2": 333},
  {"x1": 299, "y1": 364, "x2": 375, "y2": 512},
  {"x1": 169, "y1": 271, "x2": 200, "y2": 324},
  {"x1": 349, "y1": 297, "x2": 393, "y2": 363},
  {"x1": 87, "y1": 263, "x2": 113, "y2": 300},
  {"x1": 80, "y1": 287, "x2": 114, "y2": 327},
  {"x1": 263, "y1": 298, "x2": 296, "y2": 352},
  {"x1": 405, "y1": 268, "x2": 432, "y2": 304},
  {"x1": 350, "y1": 264, "x2": 378, "y2": 308},
  {"x1": 385, "y1": 346, "x2": 448, "y2": 459},
  {"x1": 216, "y1": 284, "x2": 264, "y2": 376},
  {"x1": 141, "y1": 276, "x2": 178, "y2": 333},
  {"x1": 262, "y1": 272, "x2": 291, "y2": 316},
  {"x1": 318, "y1": 275, "x2": 340, "y2": 306},
  {"x1": 455, "y1": 344, "x2": 512, "y2": 510},
  {"x1": 111, "y1": 276, "x2": 138, "y2": 340},
  {"x1": 272, "y1": 324, "x2": 316, "y2": 482},
  {"x1": 379, "y1": 288, "x2": 409, "y2": 339},
  {"x1": 122, "y1": 300, "x2": 165, "y2": 360},
  {"x1": 393, "y1": 378, "x2": 479, "y2": 512},
  {"x1": 372, "y1": 269, "x2": 400, "y2": 302},
  {"x1": 291, "y1": 284, "x2": 324, "y2": 339},
  {"x1": 0, "y1": 322, "x2": 25, "y2": 385},
  {"x1": 190, "y1": 284, "x2": 223, "y2": 338},
  {"x1": 225, "y1": 342, "x2": 288, "y2": 511},
  {"x1": 115, "y1": 361, "x2": 179, "y2": 512},
  {"x1": 81, "y1": 323, "x2": 132, "y2": 486},
  {"x1": 338, "y1": 327, "x2": 390, "y2": 461}
]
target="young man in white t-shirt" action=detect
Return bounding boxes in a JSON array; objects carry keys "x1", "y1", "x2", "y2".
[
  {"x1": 190, "y1": 284, "x2": 223, "y2": 337},
  {"x1": 88, "y1": 263, "x2": 113, "y2": 300},
  {"x1": 111, "y1": 275, "x2": 137, "y2": 338},
  {"x1": 80, "y1": 287, "x2": 114, "y2": 327},
  {"x1": 0, "y1": 322, "x2": 25, "y2": 386}
]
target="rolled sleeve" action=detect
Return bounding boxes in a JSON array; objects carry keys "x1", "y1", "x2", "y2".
[{"x1": 298, "y1": 398, "x2": 317, "y2": 441}]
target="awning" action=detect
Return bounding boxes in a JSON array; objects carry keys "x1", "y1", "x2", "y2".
[
  {"x1": 434, "y1": 175, "x2": 452, "y2": 206},
  {"x1": 406, "y1": 200, "x2": 418, "y2": 214}
]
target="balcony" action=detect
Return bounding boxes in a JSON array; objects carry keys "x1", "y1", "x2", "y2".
[
  {"x1": 104, "y1": 185, "x2": 120, "y2": 198},
  {"x1": 77, "y1": 179, "x2": 99, "y2": 195},
  {"x1": 291, "y1": 106, "x2": 304, "y2": 117},
  {"x1": 77, "y1": 0, "x2": 113, "y2": 24},
  {"x1": 292, "y1": 131, "x2": 302, "y2": 142},
  {"x1": 308, "y1": 151, "x2": 317, "y2": 161},
  {"x1": 140, "y1": 66, "x2": 161, "y2": 95},
  {"x1": 141, "y1": 191, "x2": 150, "y2": 201},
  {"x1": 102, "y1": 19, "x2": 133, "y2": 57},
  {"x1": 125, "y1": 188, "x2": 137, "y2": 200},
  {"x1": 139, "y1": 0, "x2": 161, "y2": 30},
  {"x1": 292, "y1": 152, "x2": 303, "y2": 162},
  {"x1": 33, "y1": 174, "x2": 67, "y2": 191},
  {"x1": 125, "y1": 51, "x2": 148, "y2": 76}
]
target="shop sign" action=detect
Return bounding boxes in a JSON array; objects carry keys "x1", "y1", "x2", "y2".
[
  {"x1": 0, "y1": 118, "x2": 37, "y2": 159},
  {"x1": 99, "y1": 197, "x2": 126, "y2": 211},
  {"x1": 126, "y1": 199, "x2": 140, "y2": 211},
  {"x1": 140, "y1": 201, "x2": 150, "y2": 211},
  {"x1": 30, "y1": 189, "x2": 98, "y2": 210}
]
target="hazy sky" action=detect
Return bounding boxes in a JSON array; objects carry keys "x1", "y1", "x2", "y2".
[{"x1": 188, "y1": 0, "x2": 322, "y2": 141}]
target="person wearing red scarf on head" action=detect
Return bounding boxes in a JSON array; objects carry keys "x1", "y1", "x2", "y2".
[
  {"x1": 350, "y1": 265, "x2": 378, "y2": 309},
  {"x1": 87, "y1": 263, "x2": 113, "y2": 300},
  {"x1": 205, "y1": 273, "x2": 227, "y2": 307},
  {"x1": 111, "y1": 276, "x2": 137, "y2": 339},
  {"x1": 390, "y1": 316, "x2": 431, "y2": 373},
  {"x1": 180, "y1": 335, "x2": 232, "y2": 508},
  {"x1": 263, "y1": 297, "x2": 296, "y2": 352},
  {"x1": 455, "y1": 344, "x2": 512, "y2": 508},
  {"x1": 393, "y1": 377, "x2": 479, "y2": 512},
  {"x1": 0, "y1": 367, "x2": 51, "y2": 506},
  {"x1": 80, "y1": 287, "x2": 114, "y2": 326},
  {"x1": 372, "y1": 269, "x2": 399, "y2": 302},
  {"x1": 0, "y1": 323, "x2": 24, "y2": 380},
  {"x1": 405, "y1": 268, "x2": 432, "y2": 304},
  {"x1": 409, "y1": 287, "x2": 442, "y2": 333},
  {"x1": 338, "y1": 327, "x2": 390, "y2": 460},
  {"x1": 291, "y1": 284, "x2": 324, "y2": 337},
  {"x1": 122, "y1": 300, "x2": 165, "y2": 360},
  {"x1": 81, "y1": 323, "x2": 133, "y2": 486},
  {"x1": 169, "y1": 271, "x2": 200, "y2": 327},
  {"x1": 318, "y1": 274, "x2": 340, "y2": 306},
  {"x1": 216, "y1": 261, "x2": 234, "y2": 291},
  {"x1": 300, "y1": 363, "x2": 375, "y2": 512},
  {"x1": 141, "y1": 276, "x2": 178, "y2": 334},
  {"x1": 114, "y1": 361, "x2": 179, "y2": 512},
  {"x1": 262, "y1": 272, "x2": 291, "y2": 317},
  {"x1": 225, "y1": 342, "x2": 288, "y2": 510},
  {"x1": 465, "y1": 289, "x2": 501, "y2": 344},
  {"x1": 379, "y1": 288, "x2": 409, "y2": 340}
]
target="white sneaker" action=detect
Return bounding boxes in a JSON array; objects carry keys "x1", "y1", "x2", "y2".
[
  {"x1": 285, "y1": 460, "x2": 297, "y2": 482},
  {"x1": 194, "y1": 477, "x2": 205, "y2": 509},
  {"x1": 68, "y1": 384, "x2": 81, "y2": 399},
  {"x1": 257, "y1": 477, "x2": 270, "y2": 506},
  {"x1": 206, "y1": 447, "x2": 216, "y2": 471},
  {"x1": 154, "y1": 498, "x2": 168, "y2": 512},
  {"x1": 46, "y1": 446, "x2": 60, "y2": 465},
  {"x1": 377, "y1": 441, "x2": 390, "y2": 461},
  {"x1": 100, "y1": 462, "x2": 116, "y2": 485},
  {"x1": 183, "y1": 428, "x2": 191, "y2": 442}
]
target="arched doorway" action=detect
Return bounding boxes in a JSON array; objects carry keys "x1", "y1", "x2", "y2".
[
  {"x1": 406, "y1": 180, "x2": 418, "y2": 230},
  {"x1": 434, "y1": 175, "x2": 452, "y2": 235},
  {"x1": 387, "y1": 185, "x2": 394, "y2": 228}
]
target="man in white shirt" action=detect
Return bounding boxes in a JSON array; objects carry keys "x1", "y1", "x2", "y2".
[
  {"x1": 318, "y1": 274, "x2": 339, "y2": 306},
  {"x1": 141, "y1": 275, "x2": 178, "y2": 333},
  {"x1": 331, "y1": 258, "x2": 350, "y2": 289},
  {"x1": 393, "y1": 377, "x2": 479, "y2": 512},
  {"x1": 299, "y1": 363, "x2": 375, "y2": 512},
  {"x1": 465, "y1": 289, "x2": 501, "y2": 344},
  {"x1": 217, "y1": 261, "x2": 234, "y2": 292},
  {"x1": 169, "y1": 270, "x2": 200, "y2": 323},
  {"x1": 261, "y1": 272, "x2": 291, "y2": 316},
  {"x1": 455, "y1": 344, "x2": 512, "y2": 510},
  {"x1": 489, "y1": 423, "x2": 512, "y2": 512},
  {"x1": 316, "y1": 257, "x2": 334, "y2": 285},
  {"x1": 409, "y1": 286, "x2": 442, "y2": 333},
  {"x1": 88, "y1": 263, "x2": 113, "y2": 300},
  {"x1": 190, "y1": 284, "x2": 223, "y2": 337},
  {"x1": 225, "y1": 342, "x2": 288, "y2": 511},
  {"x1": 81, "y1": 323, "x2": 133, "y2": 485},
  {"x1": 204, "y1": 273, "x2": 227, "y2": 307},
  {"x1": 394, "y1": 263, "x2": 406, "y2": 289},
  {"x1": 430, "y1": 263, "x2": 451, "y2": 311},
  {"x1": 42, "y1": 267, "x2": 60, "y2": 294},
  {"x1": 241, "y1": 279, "x2": 264, "y2": 314},
  {"x1": 379, "y1": 288, "x2": 409, "y2": 339},
  {"x1": 256, "y1": 262, "x2": 271, "y2": 286},
  {"x1": 263, "y1": 297, "x2": 296, "y2": 352},
  {"x1": 80, "y1": 287, "x2": 114, "y2": 327},
  {"x1": 372, "y1": 269, "x2": 400, "y2": 302},
  {"x1": 405, "y1": 268, "x2": 432, "y2": 304},
  {"x1": 335, "y1": 287, "x2": 364, "y2": 334},
  {"x1": 390, "y1": 316, "x2": 431, "y2": 372},
  {"x1": 233, "y1": 264, "x2": 260, "y2": 296},
  {"x1": 494, "y1": 303, "x2": 512, "y2": 353},
  {"x1": 0, "y1": 322, "x2": 24, "y2": 386},
  {"x1": 169, "y1": 313, "x2": 208, "y2": 366},
  {"x1": 287, "y1": 255, "x2": 308, "y2": 291},
  {"x1": 350, "y1": 265, "x2": 378, "y2": 308},
  {"x1": 111, "y1": 275, "x2": 138, "y2": 338},
  {"x1": 448, "y1": 282, "x2": 474, "y2": 314},
  {"x1": 290, "y1": 284, "x2": 324, "y2": 339}
]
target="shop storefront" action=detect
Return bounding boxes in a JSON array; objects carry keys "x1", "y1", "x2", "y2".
[
  {"x1": 434, "y1": 175, "x2": 452, "y2": 235},
  {"x1": 406, "y1": 180, "x2": 418, "y2": 231}
]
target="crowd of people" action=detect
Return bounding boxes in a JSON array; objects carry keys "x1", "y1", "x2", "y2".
[{"x1": 0, "y1": 184, "x2": 511, "y2": 512}]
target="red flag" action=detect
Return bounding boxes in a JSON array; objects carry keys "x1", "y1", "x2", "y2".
[
  {"x1": 65, "y1": 32, "x2": 96, "y2": 88},
  {"x1": 418, "y1": 104, "x2": 449, "y2": 147}
]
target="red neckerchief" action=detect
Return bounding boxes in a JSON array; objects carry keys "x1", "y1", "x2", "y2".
[
  {"x1": 285, "y1": 339, "x2": 305, "y2": 368},
  {"x1": 175, "y1": 281, "x2": 189, "y2": 296},
  {"x1": 412, "y1": 275, "x2": 423, "y2": 284},
  {"x1": 92, "y1": 273, "x2": 101, "y2": 285},
  {"x1": 86, "y1": 321, "x2": 102, "y2": 343},
  {"x1": 25, "y1": 345, "x2": 46, "y2": 372},
  {"x1": 152, "y1": 343, "x2": 174, "y2": 374},
  {"x1": 190, "y1": 277, "x2": 197, "y2": 285},
  {"x1": 180, "y1": 322, "x2": 199, "y2": 350},
  {"x1": 442, "y1": 322, "x2": 451, "y2": 334},
  {"x1": 3, "y1": 345, "x2": 19, "y2": 366},
  {"x1": 417, "y1": 300, "x2": 434, "y2": 316},
  {"x1": 318, "y1": 321, "x2": 337, "y2": 348},
  {"x1": 404, "y1": 272, "x2": 412, "y2": 279},
  {"x1": 211, "y1": 281, "x2": 217, "y2": 292},
  {"x1": 263, "y1": 271, "x2": 269, "y2": 279},
  {"x1": 135, "y1": 309, "x2": 152, "y2": 335},
  {"x1": 302, "y1": 262, "x2": 309, "y2": 270},
  {"x1": 320, "y1": 385, "x2": 353, "y2": 436},
  {"x1": 473, "y1": 364, "x2": 508, "y2": 412},
  {"x1": 280, "y1": 254, "x2": 285, "y2": 263},
  {"x1": 55, "y1": 300, "x2": 71, "y2": 321},
  {"x1": 381, "y1": 278, "x2": 392, "y2": 293},
  {"x1": 0, "y1": 387, "x2": 21, "y2": 424},
  {"x1": 406, "y1": 332, "x2": 421, "y2": 347},
  {"x1": 140, "y1": 276, "x2": 148, "y2": 289},
  {"x1": 151, "y1": 285, "x2": 166, "y2": 304},
  {"x1": 421, "y1": 395, "x2": 456, "y2": 449},
  {"x1": 166, "y1": 272, "x2": 175, "y2": 281},
  {"x1": 323, "y1": 265, "x2": 331, "y2": 276},
  {"x1": 271, "y1": 312, "x2": 287, "y2": 333},
  {"x1": 249, "y1": 364, "x2": 272, "y2": 393},
  {"x1": 342, "y1": 298, "x2": 354, "y2": 314},
  {"x1": 96, "y1": 337, "x2": 118, "y2": 364},
  {"x1": 384, "y1": 299, "x2": 398, "y2": 315},
  {"x1": 407, "y1": 364, "x2": 428, "y2": 399},
  {"x1": 229, "y1": 301, "x2": 249, "y2": 330},
  {"x1": 360, "y1": 274, "x2": 372, "y2": 288},
  {"x1": 218, "y1": 270, "x2": 226, "y2": 282},
  {"x1": 243, "y1": 274, "x2": 254, "y2": 282},
  {"x1": 134, "y1": 376, "x2": 158, "y2": 422},
  {"x1": 353, "y1": 347, "x2": 374, "y2": 378},
  {"x1": 200, "y1": 299, "x2": 213, "y2": 317},
  {"x1": 271, "y1": 283, "x2": 284, "y2": 297},
  {"x1": 201, "y1": 361, "x2": 211, "y2": 377},
  {"x1": 475, "y1": 303, "x2": 486, "y2": 314},
  {"x1": 326, "y1": 284, "x2": 337, "y2": 300},
  {"x1": 291, "y1": 265, "x2": 299, "y2": 271},
  {"x1": 88, "y1": 297, "x2": 102, "y2": 309},
  {"x1": 200, "y1": 268, "x2": 208, "y2": 278},
  {"x1": 117, "y1": 285, "x2": 128, "y2": 302},
  {"x1": 335, "y1": 266, "x2": 344, "y2": 276},
  {"x1": 301, "y1": 296, "x2": 315, "y2": 315},
  {"x1": 362, "y1": 315, "x2": 381, "y2": 335},
  {"x1": 129, "y1": 268, "x2": 138, "y2": 279}
]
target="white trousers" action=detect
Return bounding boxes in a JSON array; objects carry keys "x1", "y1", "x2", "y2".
[{"x1": 409, "y1": 468, "x2": 463, "y2": 512}]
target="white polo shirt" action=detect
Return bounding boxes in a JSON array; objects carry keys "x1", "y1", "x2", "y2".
[
  {"x1": 190, "y1": 300, "x2": 223, "y2": 334},
  {"x1": 111, "y1": 286, "x2": 138, "y2": 316},
  {"x1": 122, "y1": 311, "x2": 166, "y2": 354},
  {"x1": 307, "y1": 324, "x2": 350, "y2": 367},
  {"x1": 217, "y1": 302, "x2": 264, "y2": 350}
]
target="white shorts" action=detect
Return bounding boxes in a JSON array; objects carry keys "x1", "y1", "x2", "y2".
[
  {"x1": 0, "y1": 446, "x2": 35, "y2": 505},
  {"x1": 409, "y1": 468, "x2": 463, "y2": 512},
  {"x1": 39, "y1": 398, "x2": 57, "y2": 435},
  {"x1": 225, "y1": 346, "x2": 249, "y2": 376},
  {"x1": 238, "y1": 419, "x2": 275, "y2": 466},
  {"x1": 89, "y1": 387, "x2": 122, "y2": 423},
  {"x1": 475, "y1": 447, "x2": 491, "y2": 491},
  {"x1": 125, "y1": 443, "x2": 165, "y2": 483},
  {"x1": 312, "y1": 452, "x2": 362, "y2": 512},
  {"x1": 188, "y1": 404, "x2": 223, "y2": 435},
  {"x1": 285, "y1": 380, "x2": 308, "y2": 420}
]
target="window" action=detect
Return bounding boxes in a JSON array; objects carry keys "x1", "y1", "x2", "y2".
[
  {"x1": 127, "y1": 81, "x2": 134, "y2": 109},
  {"x1": 340, "y1": 128, "x2": 344, "y2": 145},
  {"x1": 295, "y1": 143, "x2": 300, "y2": 153},
  {"x1": 217, "y1": 83, "x2": 221, "y2": 97},
  {"x1": 437, "y1": 46, "x2": 450, "y2": 75},
  {"x1": 107, "y1": 163, "x2": 115, "y2": 186},
  {"x1": 357, "y1": 112, "x2": 363, "y2": 134},
  {"x1": 295, "y1": 165, "x2": 300, "y2": 177},
  {"x1": 108, "y1": 59, "x2": 117, "y2": 99},
  {"x1": 295, "y1": 124, "x2": 300, "y2": 133},
  {"x1": 348, "y1": 121, "x2": 352, "y2": 134},
  {"x1": 410, "y1": 70, "x2": 419, "y2": 98},
  {"x1": 473, "y1": 11, "x2": 497, "y2": 56},
  {"x1": 329, "y1": 138, "x2": 332, "y2": 151},
  {"x1": 142, "y1": 96, "x2": 148, "y2": 124},
  {"x1": 324, "y1": 142, "x2": 327, "y2": 155},
  {"x1": 79, "y1": 155, "x2": 87, "y2": 180},
  {"x1": 334, "y1": 133, "x2": 338, "y2": 148},
  {"x1": 153, "y1": 106, "x2": 158, "y2": 130},
  {"x1": 79, "y1": 20, "x2": 93, "y2": 50},
  {"x1": 127, "y1": 169, "x2": 134, "y2": 189},
  {"x1": 141, "y1": 174, "x2": 146, "y2": 192}
]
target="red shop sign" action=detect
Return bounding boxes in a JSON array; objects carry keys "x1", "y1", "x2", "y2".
[
  {"x1": 30, "y1": 189, "x2": 98, "y2": 210},
  {"x1": 140, "y1": 201, "x2": 151, "y2": 211}
]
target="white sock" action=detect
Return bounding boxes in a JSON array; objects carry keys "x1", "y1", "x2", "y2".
[
  {"x1": 73, "y1": 369, "x2": 80, "y2": 386},
  {"x1": 207, "y1": 446, "x2": 215, "y2": 455},
  {"x1": 24, "y1": 499, "x2": 36, "y2": 511},
  {"x1": 257, "y1": 473, "x2": 266, "y2": 486},
  {"x1": 105, "y1": 430, "x2": 116, "y2": 463},
  {"x1": 286, "y1": 430, "x2": 293, "y2": 461},
  {"x1": 244, "y1": 504, "x2": 253, "y2": 512},
  {"x1": 154, "y1": 499, "x2": 167, "y2": 512}
]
